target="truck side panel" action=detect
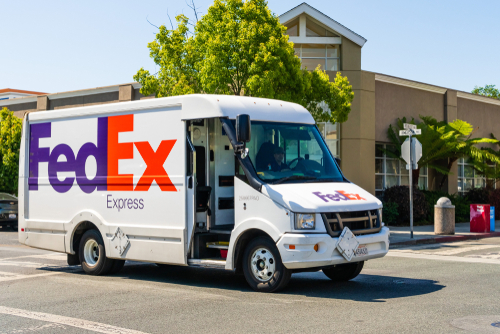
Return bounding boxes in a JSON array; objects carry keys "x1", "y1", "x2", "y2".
[{"x1": 21, "y1": 106, "x2": 188, "y2": 265}]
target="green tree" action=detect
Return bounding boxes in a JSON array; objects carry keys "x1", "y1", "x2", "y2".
[
  {"x1": 385, "y1": 116, "x2": 499, "y2": 188},
  {"x1": 473, "y1": 133, "x2": 500, "y2": 187},
  {"x1": 134, "y1": 0, "x2": 354, "y2": 123},
  {"x1": 0, "y1": 108, "x2": 22, "y2": 195},
  {"x1": 472, "y1": 84, "x2": 500, "y2": 99}
]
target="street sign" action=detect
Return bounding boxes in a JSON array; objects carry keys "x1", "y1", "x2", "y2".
[
  {"x1": 399, "y1": 128, "x2": 422, "y2": 240},
  {"x1": 401, "y1": 137, "x2": 422, "y2": 170},
  {"x1": 399, "y1": 129, "x2": 421, "y2": 136}
]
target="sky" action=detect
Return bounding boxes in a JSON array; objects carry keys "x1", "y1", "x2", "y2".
[{"x1": 2, "y1": 0, "x2": 499, "y2": 94}]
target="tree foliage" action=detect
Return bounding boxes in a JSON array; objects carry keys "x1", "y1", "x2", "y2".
[
  {"x1": 472, "y1": 84, "x2": 500, "y2": 100},
  {"x1": 0, "y1": 108, "x2": 22, "y2": 195},
  {"x1": 134, "y1": 0, "x2": 354, "y2": 123},
  {"x1": 385, "y1": 115, "x2": 500, "y2": 187}
]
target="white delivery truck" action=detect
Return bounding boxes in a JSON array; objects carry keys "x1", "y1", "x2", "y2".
[{"x1": 18, "y1": 94, "x2": 389, "y2": 292}]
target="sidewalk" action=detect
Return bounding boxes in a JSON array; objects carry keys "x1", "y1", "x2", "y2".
[{"x1": 388, "y1": 221, "x2": 500, "y2": 248}]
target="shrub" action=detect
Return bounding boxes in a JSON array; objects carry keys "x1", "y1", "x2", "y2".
[
  {"x1": 383, "y1": 186, "x2": 428, "y2": 225},
  {"x1": 422, "y1": 190, "x2": 470, "y2": 223},
  {"x1": 382, "y1": 201, "x2": 399, "y2": 226},
  {"x1": 488, "y1": 189, "x2": 500, "y2": 220},
  {"x1": 465, "y1": 188, "x2": 491, "y2": 205}
]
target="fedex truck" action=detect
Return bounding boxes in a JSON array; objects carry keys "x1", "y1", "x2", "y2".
[{"x1": 18, "y1": 95, "x2": 389, "y2": 292}]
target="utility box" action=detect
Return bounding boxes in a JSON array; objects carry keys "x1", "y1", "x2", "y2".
[
  {"x1": 491, "y1": 207, "x2": 495, "y2": 232},
  {"x1": 470, "y1": 204, "x2": 490, "y2": 233}
]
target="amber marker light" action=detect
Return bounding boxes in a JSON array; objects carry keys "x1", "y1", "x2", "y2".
[
  {"x1": 289, "y1": 245, "x2": 295, "y2": 250},
  {"x1": 314, "y1": 244, "x2": 319, "y2": 252}
]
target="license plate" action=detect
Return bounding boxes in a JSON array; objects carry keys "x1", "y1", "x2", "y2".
[
  {"x1": 355, "y1": 244, "x2": 368, "y2": 257},
  {"x1": 9, "y1": 214, "x2": 16, "y2": 219}
]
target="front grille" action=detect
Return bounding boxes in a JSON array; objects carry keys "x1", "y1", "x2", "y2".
[{"x1": 322, "y1": 210, "x2": 381, "y2": 237}]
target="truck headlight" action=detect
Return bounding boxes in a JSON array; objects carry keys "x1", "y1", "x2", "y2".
[{"x1": 295, "y1": 213, "x2": 315, "y2": 230}]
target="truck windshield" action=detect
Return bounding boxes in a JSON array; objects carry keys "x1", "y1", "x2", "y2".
[{"x1": 244, "y1": 121, "x2": 344, "y2": 184}]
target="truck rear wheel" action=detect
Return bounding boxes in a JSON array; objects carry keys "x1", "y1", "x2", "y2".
[
  {"x1": 79, "y1": 229, "x2": 114, "y2": 276},
  {"x1": 242, "y1": 237, "x2": 291, "y2": 293},
  {"x1": 322, "y1": 261, "x2": 364, "y2": 282}
]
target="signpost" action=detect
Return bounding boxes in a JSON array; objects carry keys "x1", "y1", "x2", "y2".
[{"x1": 400, "y1": 124, "x2": 422, "y2": 238}]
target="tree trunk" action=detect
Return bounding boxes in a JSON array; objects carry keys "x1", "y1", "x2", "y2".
[{"x1": 438, "y1": 157, "x2": 458, "y2": 190}]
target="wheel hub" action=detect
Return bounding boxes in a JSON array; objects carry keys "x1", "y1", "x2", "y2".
[
  {"x1": 83, "y1": 239, "x2": 99, "y2": 267},
  {"x1": 250, "y1": 248, "x2": 276, "y2": 282}
]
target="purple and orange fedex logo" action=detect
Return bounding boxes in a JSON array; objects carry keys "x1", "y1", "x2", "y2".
[
  {"x1": 313, "y1": 191, "x2": 366, "y2": 202},
  {"x1": 29, "y1": 114, "x2": 176, "y2": 194}
]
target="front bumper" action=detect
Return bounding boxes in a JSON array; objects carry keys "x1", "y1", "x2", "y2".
[
  {"x1": 0, "y1": 212, "x2": 18, "y2": 226},
  {"x1": 277, "y1": 226, "x2": 390, "y2": 270}
]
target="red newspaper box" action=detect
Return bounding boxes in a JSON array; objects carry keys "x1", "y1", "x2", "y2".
[{"x1": 470, "y1": 204, "x2": 490, "y2": 233}]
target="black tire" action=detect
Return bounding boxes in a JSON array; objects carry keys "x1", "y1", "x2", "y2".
[
  {"x1": 79, "y1": 229, "x2": 114, "y2": 276},
  {"x1": 242, "y1": 236, "x2": 291, "y2": 293},
  {"x1": 322, "y1": 261, "x2": 364, "y2": 282},
  {"x1": 108, "y1": 259, "x2": 125, "y2": 275},
  {"x1": 67, "y1": 253, "x2": 80, "y2": 266}
]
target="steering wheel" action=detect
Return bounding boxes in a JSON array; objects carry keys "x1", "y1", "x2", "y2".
[{"x1": 288, "y1": 157, "x2": 304, "y2": 170}]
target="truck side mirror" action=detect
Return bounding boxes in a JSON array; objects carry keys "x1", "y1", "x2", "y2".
[{"x1": 236, "y1": 114, "x2": 251, "y2": 143}]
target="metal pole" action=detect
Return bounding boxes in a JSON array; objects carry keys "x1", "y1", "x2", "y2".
[{"x1": 409, "y1": 134, "x2": 414, "y2": 239}]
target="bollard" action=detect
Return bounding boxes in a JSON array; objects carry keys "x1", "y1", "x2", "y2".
[{"x1": 435, "y1": 197, "x2": 455, "y2": 235}]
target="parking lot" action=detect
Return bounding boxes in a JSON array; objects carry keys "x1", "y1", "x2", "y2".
[{"x1": 1, "y1": 228, "x2": 500, "y2": 333}]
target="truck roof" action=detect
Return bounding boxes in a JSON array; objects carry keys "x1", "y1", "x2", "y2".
[{"x1": 27, "y1": 94, "x2": 315, "y2": 124}]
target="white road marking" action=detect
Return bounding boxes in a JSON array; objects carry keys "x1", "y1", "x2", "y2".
[
  {"x1": 2, "y1": 322, "x2": 67, "y2": 333},
  {"x1": 0, "y1": 253, "x2": 67, "y2": 262},
  {"x1": 429, "y1": 244, "x2": 500, "y2": 255},
  {"x1": 0, "y1": 272, "x2": 64, "y2": 283},
  {"x1": 0, "y1": 261, "x2": 64, "y2": 268},
  {"x1": 387, "y1": 251, "x2": 500, "y2": 264},
  {"x1": 0, "y1": 306, "x2": 149, "y2": 334},
  {"x1": 465, "y1": 252, "x2": 500, "y2": 260}
]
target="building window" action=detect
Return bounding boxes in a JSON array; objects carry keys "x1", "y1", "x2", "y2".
[
  {"x1": 294, "y1": 44, "x2": 340, "y2": 71},
  {"x1": 375, "y1": 143, "x2": 428, "y2": 198},
  {"x1": 457, "y1": 157, "x2": 496, "y2": 194},
  {"x1": 317, "y1": 122, "x2": 339, "y2": 158},
  {"x1": 306, "y1": 18, "x2": 339, "y2": 37}
]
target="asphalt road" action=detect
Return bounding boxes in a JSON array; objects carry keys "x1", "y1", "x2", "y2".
[{"x1": 1, "y1": 227, "x2": 500, "y2": 334}]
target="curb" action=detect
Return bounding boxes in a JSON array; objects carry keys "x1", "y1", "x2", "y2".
[{"x1": 390, "y1": 231, "x2": 500, "y2": 248}]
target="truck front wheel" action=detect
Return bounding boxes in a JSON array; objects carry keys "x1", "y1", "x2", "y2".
[
  {"x1": 242, "y1": 237, "x2": 291, "y2": 293},
  {"x1": 79, "y1": 229, "x2": 114, "y2": 276},
  {"x1": 322, "y1": 261, "x2": 364, "y2": 282}
]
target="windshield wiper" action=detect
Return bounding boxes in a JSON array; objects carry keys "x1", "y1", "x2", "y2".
[
  {"x1": 310, "y1": 178, "x2": 346, "y2": 183},
  {"x1": 272, "y1": 175, "x2": 317, "y2": 185}
]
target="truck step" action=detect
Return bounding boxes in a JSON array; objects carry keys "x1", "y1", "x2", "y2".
[
  {"x1": 187, "y1": 259, "x2": 226, "y2": 269},
  {"x1": 206, "y1": 241, "x2": 229, "y2": 250}
]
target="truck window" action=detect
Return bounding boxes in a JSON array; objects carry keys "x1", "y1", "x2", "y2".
[{"x1": 246, "y1": 121, "x2": 344, "y2": 184}]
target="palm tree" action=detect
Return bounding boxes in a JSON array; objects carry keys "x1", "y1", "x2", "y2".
[{"x1": 385, "y1": 116, "x2": 499, "y2": 188}]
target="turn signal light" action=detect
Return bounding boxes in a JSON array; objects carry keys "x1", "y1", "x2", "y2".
[
  {"x1": 289, "y1": 245, "x2": 295, "y2": 250},
  {"x1": 314, "y1": 244, "x2": 319, "y2": 252}
]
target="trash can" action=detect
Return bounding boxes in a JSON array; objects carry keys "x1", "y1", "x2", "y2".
[
  {"x1": 491, "y1": 207, "x2": 496, "y2": 232},
  {"x1": 435, "y1": 197, "x2": 455, "y2": 235},
  {"x1": 470, "y1": 204, "x2": 490, "y2": 233}
]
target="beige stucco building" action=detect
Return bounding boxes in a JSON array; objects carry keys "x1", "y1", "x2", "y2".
[{"x1": 2, "y1": 3, "x2": 499, "y2": 197}]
